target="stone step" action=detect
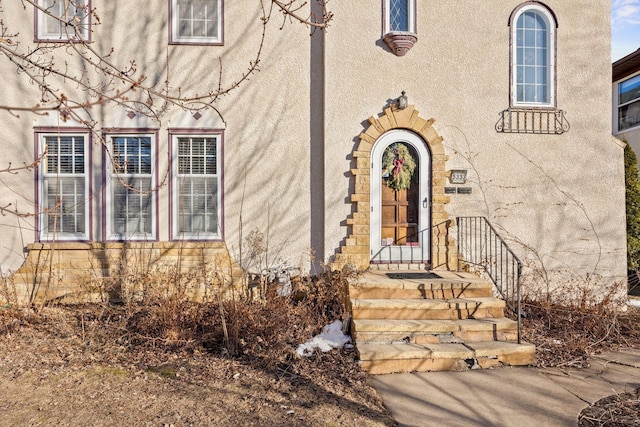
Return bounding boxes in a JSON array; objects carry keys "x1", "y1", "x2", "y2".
[
  {"x1": 352, "y1": 318, "x2": 518, "y2": 344},
  {"x1": 351, "y1": 297, "x2": 506, "y2": 320},
  {"x1": 350, "y1": 281, "x2": 493, "y2": 300},
  {"x1": 351, "y1": 270, "x2": 494, "y2": 300},
  {"x1": 357, "y1": 341, "x2": 536, "y2": 374}
]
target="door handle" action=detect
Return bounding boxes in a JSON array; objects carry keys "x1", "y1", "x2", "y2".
[{"x1": 423, "y1": 198, "x2": 429, "y2": 208}]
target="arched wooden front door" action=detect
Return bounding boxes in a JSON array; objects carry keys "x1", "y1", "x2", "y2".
[{"x1": 370, "y1": 130, "x2": 431, "y2": 264}]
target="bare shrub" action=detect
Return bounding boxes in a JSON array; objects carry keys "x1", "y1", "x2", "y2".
[
  {"x1": 520, "y1": 280, "x2": 640, "y2": 368},
  {"x1": 121, "y1": 268, "x2": 354, "y2": 371}
]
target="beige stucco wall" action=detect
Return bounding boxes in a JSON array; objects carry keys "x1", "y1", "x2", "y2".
[
  {"x1": 0, "y1": 1, "x2": 313, "y2": 282},
  {"x1": 323, "y1": 0, "x2": 626, "y2": 298},
  {"x1": 0, "y1": 1, "x2": 627, "y2": 303}
]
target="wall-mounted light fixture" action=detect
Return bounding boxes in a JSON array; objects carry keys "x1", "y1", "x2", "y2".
[
  {"x1": 449, "y1": 169, "x2": 468, "y2": 184},
  {"x1": 398, "y1": 91, "x2": 408, "y2": 109}
]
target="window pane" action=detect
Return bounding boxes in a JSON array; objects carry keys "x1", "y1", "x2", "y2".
[
  {"x1": 112, "y1": 136, "x2": 152, "y2": 174},
  {"x1": 112, "y1": 177, "x2": 152, "y2": 235},
  {"x1": 514, "y1": 9, "x2": 551, "y2": 105},
  {"x1": 389, "y1": 0, "x2": 409, "y2": 32},
  {"x1": 620, "y1": 74, "x2": 640, "y2": 105},
  {"x1": 43, "y1": 176, "x2": 85, "y2": 234},
  {"x1": 619, "y1": 100, "x2": 640, "y2": 131},
  {"x1": 178, "y1": 177, "x2": 218, "y2": 234},
  {"x1": 40, "y1": 0, "x2": 88, "y2": 39},
  {"x1": 176, "y1": 0, "x2": 218, "y2": 39}
]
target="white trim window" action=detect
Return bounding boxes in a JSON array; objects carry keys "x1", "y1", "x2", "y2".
[
  {"x1": 384, "y1": 0, "x2": 416, "y2": 34},
  {"x1": 172, "y1": 134, "x2": 221, "y2": 240},
  {"x1": 105, "y1": 135, "x2": 156, "y2": 241},
  {"x1": 171, "y1": 0, "x2": 222, "y2": 44},
  {"x1": 39, "y1": 133, "x2": 89, "y2": 241},
  {"x1": 618, "y1": 73, "x2": 640, "y2": 132},
  {"x1": 511, "y1": 4, "x2": 556, "y2": 107},
  {"x1": 36, "y1": 0, "x2": 90, "y2": 41}
]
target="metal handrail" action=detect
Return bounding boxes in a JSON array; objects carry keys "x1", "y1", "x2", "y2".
[{"x1": 456, "y1": 216, "x2": 522, "y2": 343}]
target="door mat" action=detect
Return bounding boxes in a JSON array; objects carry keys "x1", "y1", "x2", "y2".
[{"x1": 386, "y1": 272, "x2": 442, "y2": 280}]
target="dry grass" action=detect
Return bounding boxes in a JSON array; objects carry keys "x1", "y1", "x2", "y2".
[{"x1": 0, "y1": 268, "x2": 395, "y2": 426}]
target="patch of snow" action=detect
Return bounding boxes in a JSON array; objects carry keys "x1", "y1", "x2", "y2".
[
  {"x1": 296, "y1": 320, "x2": 352, "y2": 357},
  {"x1": 628, "y1": 298, "x2": 640, "y2": 308}
]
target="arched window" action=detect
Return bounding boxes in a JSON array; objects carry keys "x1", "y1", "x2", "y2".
[{"x1": 510, "y1": 3, "x2": 557, "y2": 107}]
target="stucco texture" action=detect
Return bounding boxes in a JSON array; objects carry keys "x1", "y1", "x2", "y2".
[{"x1": 322, "y1": 0, "x2": 626, "y2": 299}]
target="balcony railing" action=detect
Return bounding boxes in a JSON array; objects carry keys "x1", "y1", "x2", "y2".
[{"x1": 495, "y1": 108, "x2": 570, "y2": 134}]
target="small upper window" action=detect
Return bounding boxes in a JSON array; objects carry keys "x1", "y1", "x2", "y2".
[
  {"x1": 618, "y1": 73, "x2": 640, "y2": 132},
  {"x1": 36, "y1": 0, "x2": 90, "y2": 41},
  {"x1": 510, "y1": 3, "x2": 556, "y2": 107},
  {"x1": 170, "y1": 0, "x2": 223, "y2": 45},
  {"x1": 384, "y1": 0, "x2": 416, "y2": 34}
]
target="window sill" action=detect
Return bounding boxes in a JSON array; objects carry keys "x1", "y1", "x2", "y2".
[{"x1": 383, "y1": 31, "x2": 418, "y2": 57}]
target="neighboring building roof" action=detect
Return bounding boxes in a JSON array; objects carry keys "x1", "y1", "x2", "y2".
[{"x1": 613, "y1": 48, "x2": 640, "y2": 81}]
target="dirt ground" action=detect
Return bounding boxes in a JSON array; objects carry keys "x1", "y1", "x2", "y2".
[
  {"x1": 0, "y1": 308, "x2": 396, "y2": 427},
  {"x1": 2, "y1": 300, "x2": 639, "y2": 426}
]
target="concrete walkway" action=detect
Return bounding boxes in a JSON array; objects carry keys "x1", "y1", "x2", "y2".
[{"x1": 370, "y1": 348, "x2": 640, "y2": 427}]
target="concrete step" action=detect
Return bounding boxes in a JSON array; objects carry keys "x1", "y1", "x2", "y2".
[
  {"x1": 357, "y1": 341, "x2": 536, "y2": 374},
  {"x1": 352, "y1": 317, "x2": 518, "y2": 344},
  {"x1": 351, "y1": 270, "x2": 494, "y2": 299},
  {"x1": 351, "y1": 297, "x2": 506, "y2": 320},
  {"x1": 351, "y1": 280, "x2": 493, "y2": 300}
]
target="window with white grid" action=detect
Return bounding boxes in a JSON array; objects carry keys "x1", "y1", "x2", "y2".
[
  {"x1": 106, "y1": 135, "x2": 156, "y2": 240},
  {"x1": 172, "y1": 134, "x2": 221, "y2": 239},
  {"x1": 384, "y1": 0, "x2": 415, "y2": 34},
  {"x1": 36, "y1": 0, "x2": 90, "y2": 41},
  {"x1": 511, "y1": 4, "x2": 556, "y2": 107},
  {"x1": 39, "y1": 134, "x2": 89, "y2": 240},
  {"x1": 171, "y1": 0, "x2": 222, "y2": 44}
]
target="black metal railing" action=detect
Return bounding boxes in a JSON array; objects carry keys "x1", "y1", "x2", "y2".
[
  {"x1": 495, "y1": 108, "x2": 570, "y2": 134},
  {"x1": 456, "y1": 216, "x2": 523, "y2": 343}
]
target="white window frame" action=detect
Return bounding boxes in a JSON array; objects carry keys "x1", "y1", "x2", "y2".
[
  {"x1": 170, "y1": 0, "x2": 223, "y2": 45},
  {"x1": 616, "y1": 71, "x2": 640, "y2": 133},
  {"x1": 38, "y1": 132, "x2": 90, "y2": 241},
  {"x1": 35, "y1": 0, "x2": 90, "y2": 42},
  {"x1": 510, "y1": 3, "x2": 556, "y2": 108},
  {"x1": 105, "y1": 133, "x2": 157, "y2": 241},
  {"x1": 384, "y1": 0, "x2": 416, "y2": 34},
  {"x1": 171, "y1": 132, "x2": 222, "y2": 240}
]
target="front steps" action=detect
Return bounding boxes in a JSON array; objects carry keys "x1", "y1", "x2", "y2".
[{"x1": 350, "y1": 270, "x2": 535, "y2": 374}]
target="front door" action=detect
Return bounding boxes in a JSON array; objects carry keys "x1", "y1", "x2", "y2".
[{"x1": 371, "y1": 130, "x2": 431, "y2": 264}]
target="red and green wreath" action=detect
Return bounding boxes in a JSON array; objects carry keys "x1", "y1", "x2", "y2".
[{"x1": 382, "y1": 143, "x2": 416, "y2": 191}]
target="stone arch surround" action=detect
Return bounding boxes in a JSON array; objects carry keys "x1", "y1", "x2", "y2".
[{"x1": 332, "y1": 104, "x2": 457, "y2": 271}]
